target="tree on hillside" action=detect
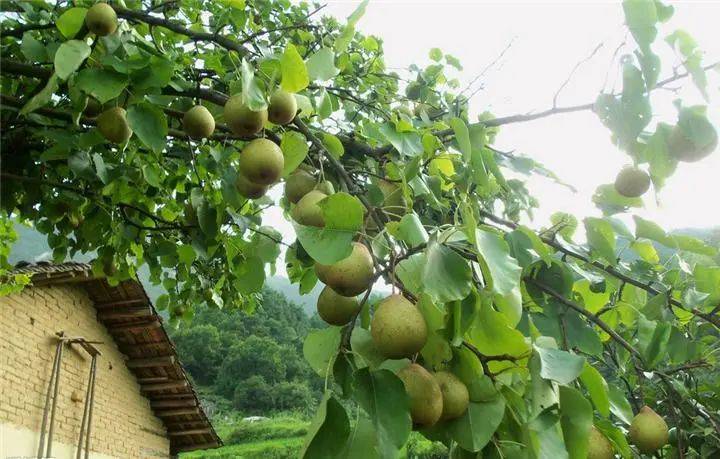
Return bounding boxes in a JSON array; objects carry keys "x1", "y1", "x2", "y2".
[{"x1": 2, "y1": 0, "x2": 719, "y2": 457}]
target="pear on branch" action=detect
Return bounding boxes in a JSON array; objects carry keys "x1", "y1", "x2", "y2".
[
  {"x1": 285, "y1": 169, "x2": 317, "y2": 204},
  {"x1": 224, "y1": 95, "x2": 268, "y2": 136},
  {"x1": 183, "y1": 105, "x2": 215, "y2": 139},
  {"x1": 370, "y1": 294, "x2": 427, "y2": 359},
  {"x1": 434, "y1": 371, "x2": 469, "y2": 421},
  {"x1": 614, "y1": 166, "x2": 650, "y2": 198},
  {"x1": 85, "y1": 2, "x2": 118, "y2": 36},
  {"x1": 397, "y1": 363, "x2": 443, "y2": 427},
  {"x1": 629, "y1": 406, "x2": 669, "y2": 454},
  {"x1": 316, "y1": 286, "x2": 360, "y2": 326},
  {"x1": 238, "y1": 138, "x2": 284, "y2": 185},
  {"x1": 235, "y1": 172, "x2": 268, "y2": 199},
  {"x1": 315, "y1": 242, "x2": 374, "y2": 296},
  {"x1": 588, "y1": 426, "x2": 614, "y2": 459},
  {"x1": 96, "y1": 107, "x2": 132, "y2": 144},
  {"x1": 268, "y1": 89, "x2": 298, "y2": 125},
  {"x1": 291, "y1": 190, "x2": 327, "y2": 227}
]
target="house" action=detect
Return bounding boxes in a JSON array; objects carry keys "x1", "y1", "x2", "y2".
[{"x1": 0, "y1": 262, "x2": 221, "y2": 458}]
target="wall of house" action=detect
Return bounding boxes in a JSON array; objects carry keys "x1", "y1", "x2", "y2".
[{"x1": 0, "y1": 284, "x2": 170, "y2": 458}]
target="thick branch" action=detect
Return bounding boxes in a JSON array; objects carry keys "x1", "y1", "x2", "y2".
[
  {"x1": 526, "y1": 278, "x2": 644, "y2": 361},
  {"x1": 112, "y1": 6, "x2": 248, "y2": 56}
]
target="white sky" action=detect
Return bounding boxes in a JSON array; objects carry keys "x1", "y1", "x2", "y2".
[{"x1": 264, "y1": 0, "x2": 720, "y2": 274}]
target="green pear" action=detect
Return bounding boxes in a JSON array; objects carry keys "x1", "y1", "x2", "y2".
[
  {"x1": 316, "y1": 286, "x2": 360, "y2": 326},
  {"x1": 434, "y1": 371, "x2": 469, "y2": 420},
  {"x1": 85, "y1": 2, "x2": 117, "y2": 36},
  {"x1": 224, "y1": 95, "x2": 268, "y2": 136},
  {"x1": 268, "y1": 89, "x2": 298, "y2": 125},
  {"x1": 588, "y1": 426, "x2": 614, "y2": 459},
  {"x1": 235, "y1": 172, "x2": 268, "y2": 199},
  {"x1": 238, "y1": 138, "x2": 284, "y2": 185},
  {"x1": 96, "y1": 107, "x2": 132, "y2": 144},
  {"x1": 285, "y1": 169, "x2": 316, "y2": 204},
  {"x1": 291, "y1": 190, "x2": 327, "y2": 227},
  {"x1": 397, "y1": 363, "x2": 443, "y2": 426},
  {"x1": 183, "y1": 105, "x2": 215, "y2": 139},
  {"x1": 668, "y1": 121, "x2": 718, "y2": 162},
  {"x1": 629, "y1": 406, "x2": 669, "y2": 454},
  {"x1": 370, "y1": 294, "x2": 427, "y2": 359},
  {"x1": 315, "y1": 242, "x2": 374, "y2": 296},
  {"x1": 614, "y1": 166, "x2": 650, "y2": 198},
  {"x1": 315, "y1": 180, "x2": 336, "y2": 195}
]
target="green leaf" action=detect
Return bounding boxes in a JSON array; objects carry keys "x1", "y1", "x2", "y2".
[
  {"x1": 318, "y1": 192, "x2": 365, "y2": 231},
  {"x1": 579, "y1": 363, "x2": 610, "y2": 417},
  {"x1": 622, "y1": 0, "x2": 658, "y2": 51},
  {"x1": 56, "y1": 7, "x2": 87, "y2": 39},
  {"x1": 608, "y1": 384, "x2": 633, "y2": 425},
  {"x1": 21, "y1": 33, "x2": 47, "y2": 62},
  {"x1": 127, "y1": 103, "x2": 168, "y2": 154},
  {"x1": 352, "y1": 368, "x2": 412, "y2": 458},
  {"x1": 341, "y1": 414, "x2": 381, "y2": 459},
  {"x1": 559, "y1": 386, "x2": 593, "y2": 459},
  {"x1": 54, "y1": 39, "x2": 91, "y2": 80},
  {"x1": 281, "y1": 44, "x2": 309, "y2": 93},
  {"x1": 642, "y1": 320, "x2": 671, "y2": 368},
  {"x1": 474, "y1": 228, "x2": 521, "y2": 296},
  {"x1": 347, "y1": 0, "x2": 369, "y2": 26},
  {"x1": 468, "y1": 300, "x2": 530, "y2": 364},
  {"x1": 20, "y1": 73, "x2": 59, "y2": 115},
  {"x1": 294, "y1": 224, "x2": 354, "y2": 265},
  {"x1": 429, "y1": 48, "x2": 443, "y2": 62},
  {"x1": 177, "y1": 244, "x2": 196, "y2": 267},
  {"x1": 447, "y1": 398, "x2": 505, "y2": 452},
  {"x1": 233, "y1": 256, "x2": 266, "y2": 294},
  {"x1": 451, "y1": 118, "x2": 471, "y2": 162},
  {"x1": 422, "y1": 240, "x2": 472, "y2": 303},
  {"x1": 242, "y1": 58, "x2": 267, "y2": 111},
  {"x1": 584, "y1": 217, "x2": 616, "y2": 264},
  {"x1": 142, "y1": 164, "x2": 162, "y2": 188},
  {"x1": 394, "y1": 213, "x2": 428, "y2": 247},
  {"x1": 535, "y1": 346, "x2": 585, "y2": 385},
  {"x1": 379, "y1": 124, "x2": 423, "y2": 157},
  {"x1": 281, "y1": 131, "x2": 309, "y2": 176},
  {"x1": 322, "y1": 133, "x2": 345, "y2": 159},
  {"x1": 307, "y1": 47, "x2": 339, "y2": 81},
  {"x1": 303, "y1": 326, "x2": 342, "y2": 377},
  {"x1": 196, "y1": 199, "x2": 218, "y2": 238},
  {"x1": 302, "y1": 393, "x2": 351, "y2": 458},
  {"x1": 76, "y1": 68, "x2": 128, "y2": 103},
  {"x1": 132, "y1": 57, "x2": 174, "y2": 90},
  {"x1": 592, "y1": 184, "x2": 643, "y2": 215}
]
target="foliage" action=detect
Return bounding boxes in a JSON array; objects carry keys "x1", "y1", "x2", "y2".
[
  {"x1": 2, "y1": 0, "x2": 720, "y2": 457},
  {"x1": 226, "y1": 416, "x2": 309, "y2": 445},
  {"x1": 170, "y1": 287, "x2": 322, "y2": 415}
]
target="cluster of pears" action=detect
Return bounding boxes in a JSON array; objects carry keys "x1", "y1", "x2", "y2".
[
  {"x1": 395, "y1": 363, "x2": 469, "y2": 427},
  {"x1": 285, "y1": 167, "x2": 374, "y2": 324},
  {"x1": 613, "y1": 113, "x2": 718, "y2": 199},
  {"x1": 224, "y1": 89, "x2": 298, "y2": 136},
  {"x1": 587, "y1": 405, "x2": 669, "y2": 458}
]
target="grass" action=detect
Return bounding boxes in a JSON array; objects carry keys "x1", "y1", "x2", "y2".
[
  {"x1": 181, "y1": 413, "x2": 448, "y2": 459},
  {"x1": 182, "y1": 437, "x2": 304, "y2": 459},
  {"x1": 181, "y1": 415, "x2": 307, "y2": 459}
]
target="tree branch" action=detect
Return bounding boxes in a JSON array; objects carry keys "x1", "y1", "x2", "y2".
[{"x1": 112, "y1": 6, "x2": 249, "y2": 56}]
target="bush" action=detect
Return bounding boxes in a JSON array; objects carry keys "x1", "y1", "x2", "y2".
[
  {"x1": 226, "y1": 416, "x2": 308, "y2": 445},
  {"x1": 233, "y1": 375, "x2": 274, "y2": 414},
  {"x1": 405, "y1": 431, "x2": 448, "y2": 459},
  {"x1": 273, "y1": 381, "x2": 313, "y2": 413}
]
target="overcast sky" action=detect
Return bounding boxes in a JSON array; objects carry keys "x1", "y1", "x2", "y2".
[{"x1": 264, "y1": 1, "x2": 720, "y2": 274}]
